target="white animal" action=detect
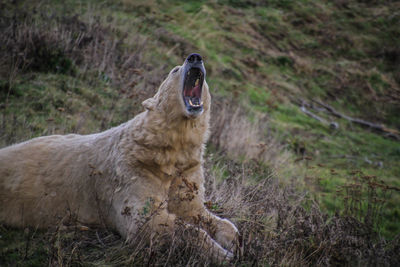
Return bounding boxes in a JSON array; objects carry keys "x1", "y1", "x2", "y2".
[{"x1": 0, "y1": 53, "x2": 239, "y2": 261}]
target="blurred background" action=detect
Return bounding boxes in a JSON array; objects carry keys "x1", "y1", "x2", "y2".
[{"x1": 0, "y1": 0, "x2": 399, "y2": 265}]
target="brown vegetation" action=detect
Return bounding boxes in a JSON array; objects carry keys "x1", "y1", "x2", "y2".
[
  {"x1": 2, "y1": 156, "x2": 399, "y2": 266},
  {"x1": 210, "y1": 97, "x2": 290, "y2": 169}
]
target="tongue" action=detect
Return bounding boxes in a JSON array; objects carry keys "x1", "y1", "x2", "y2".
[
  {"x1": 184, "y1": 84, "x2": 201, "y2": 98},
  {"x1": 192, "y1": 84, "x2": 201, "y2": 97}
]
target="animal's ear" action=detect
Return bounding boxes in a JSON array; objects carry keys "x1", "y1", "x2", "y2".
[{"x1": 142, "y1": 97, "x2": 157, "y2": 111}]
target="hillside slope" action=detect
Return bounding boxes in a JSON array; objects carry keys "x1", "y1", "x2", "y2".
[{"x1": 1, "y1": 0, "x2": 399, "y2": 265}]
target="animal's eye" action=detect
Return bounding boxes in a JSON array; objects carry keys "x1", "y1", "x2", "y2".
[{"x1": 172, "y1": 67, "x2": 179, "y2": 74}]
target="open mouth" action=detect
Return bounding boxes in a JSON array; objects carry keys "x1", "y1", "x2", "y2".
[{"x1": 183, "y1": 67, "x2": 204, "y2": 114}]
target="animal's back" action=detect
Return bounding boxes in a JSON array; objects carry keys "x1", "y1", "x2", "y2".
[{"x1": 0, "y1": 133, "x2": 105, "y2": 227}]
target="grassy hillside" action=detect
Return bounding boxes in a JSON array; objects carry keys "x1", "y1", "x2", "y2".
[{"x1": 1, "y1": 0, "x2": 399, "y2": 265}]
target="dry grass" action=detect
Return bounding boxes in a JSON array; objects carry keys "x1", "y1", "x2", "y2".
[
  {"x1": 210, "y1": 97, "x2": 291, "y2": 170},
  {"x1": 0, "y1": 6, "x2": 150, "y2": 91},
  {"x1": 204, "y1": 157, "x2": 400, "y2": 266},
  {"x1": 2, "y1": 156, "x2": 399, "y2": 266}
]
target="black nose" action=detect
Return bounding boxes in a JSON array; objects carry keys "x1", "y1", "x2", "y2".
[{"x1": 186, "y1": 53, "x2": 202, "y2": 63}]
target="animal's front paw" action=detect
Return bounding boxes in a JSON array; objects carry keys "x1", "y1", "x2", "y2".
[{"x1": 214, "y1": 218, "x2": 241, "y2": 256}]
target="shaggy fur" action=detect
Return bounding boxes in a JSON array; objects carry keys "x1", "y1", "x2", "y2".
[{"x1": 0, "y1": 56, "x2": 239, "y2": 260}]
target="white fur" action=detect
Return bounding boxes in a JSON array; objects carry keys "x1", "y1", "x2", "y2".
[{"x1": 0, "y1": 60, "x2": 239, "y2": 261}]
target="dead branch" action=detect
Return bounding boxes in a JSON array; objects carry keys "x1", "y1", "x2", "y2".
[
  {"x1": 312, "y1": 100, "x2": 400, "y2": 140},
  {"x1": 300, "y1": 106, "x2": 339, "y2": 129},
  {"x1": 300, "y1": 106, "x2": 327, "y2": 124}
]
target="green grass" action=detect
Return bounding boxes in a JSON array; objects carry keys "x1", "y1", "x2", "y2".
[
  {"x1": 267, "y1": 102, "x2": 400, "y2": 237},
  {"x1": 0, "y1": 227, "x2": 48, "y2": 266},
  {"x1": 1, "y1": 73, "x2": 121, "y2": 146},
  {"x1": 1, "y1": 0, "x2": 399, "y2": 241}
]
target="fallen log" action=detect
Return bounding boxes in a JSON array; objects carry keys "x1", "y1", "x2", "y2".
[
  {"x1": 312, "y1": 100, "x2": 399, "y2": 140},
  {"x1": 300, "y1": 105, "x2": 339, "y2": 129}
]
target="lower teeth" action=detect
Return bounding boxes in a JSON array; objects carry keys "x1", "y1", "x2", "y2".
[{"x1": 188, "y1": 98, "x2": 202, "y2": 107}]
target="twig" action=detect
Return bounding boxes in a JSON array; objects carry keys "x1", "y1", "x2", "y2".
[{"x1": 96, "y1": 230, "x2": 106, "y2": 248}]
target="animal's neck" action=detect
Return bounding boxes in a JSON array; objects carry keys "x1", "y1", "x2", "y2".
[
  {"x1": 145, "y1": 110, "x2": 208, "y2": 148},
  {"x1": 123, "y1": 110, "x2": 209, "y2": 175}
]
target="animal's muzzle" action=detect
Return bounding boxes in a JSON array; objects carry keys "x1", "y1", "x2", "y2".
[
  {"x1": 182, "y1": 53, "x2": 206, "y2": 117},
  {"x1": 186, "y1": 53, "x2": 203, "y2": 64}
]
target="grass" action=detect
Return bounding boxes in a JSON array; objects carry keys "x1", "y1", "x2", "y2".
[
  {"x1": 2, "y1": 155, "x2": 399, "y2": 266},
  {"x1": 268, "y1": 102, "x2": 400, "y2": 236},
  {"x1": 1, "y1": 0, "x2": 400, "y2": 265}
]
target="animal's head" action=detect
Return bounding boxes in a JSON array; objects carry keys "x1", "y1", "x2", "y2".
[{"x1": 142, "y1": 53, "x2": 210, "y2": 120}]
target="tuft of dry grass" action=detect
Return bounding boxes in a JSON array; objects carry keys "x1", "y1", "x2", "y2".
[
  {"x1": 210, "y1": 97, "x2": 290, "y2": 170},
  {"x1": 0, "y1": 7, "x2": 149, "y2": 90}
]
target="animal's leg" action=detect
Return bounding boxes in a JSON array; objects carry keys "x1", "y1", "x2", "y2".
[
  {"x1": 210, "y1": 214, "x2": 240, "y2": 255},
  {"x1": 168, "y1": 176, "x2": 240, "y2": 255},
  {"x1": 140, "y1": 207, "x2": 234, "y2": 262},
  {"x1": 115, "y1": 198, "x2": 233, "y2": 262},
  {"x1": 180, "y1": 221, "x2": 234, "y2": 262},
  {"x1": 190, "y1": 210, "x2": 240, "y2": 256}
]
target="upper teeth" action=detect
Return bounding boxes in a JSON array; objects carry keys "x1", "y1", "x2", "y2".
[{"x1": 195, "y1": 79, "x2": 199, "y2": 86}]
